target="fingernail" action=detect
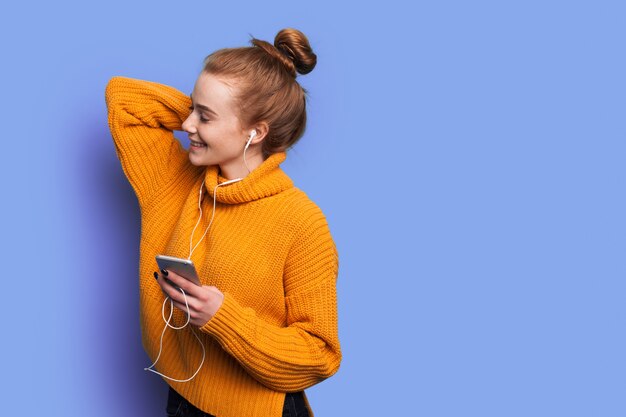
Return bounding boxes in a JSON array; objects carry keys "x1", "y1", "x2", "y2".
[
  {"x1": 161, "y1": 269, "x2": 169, "y2": 277},
  {"x1": 153, "y1": 271, "x2": 159, "y2": 280}
]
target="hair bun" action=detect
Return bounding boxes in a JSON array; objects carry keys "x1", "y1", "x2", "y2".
[
  {"x1": 251, "y1": 28, "x2": 317, "y2": 78},
  {"x1": 274, "y1": 28, "x2": 317, "y2": 76}
]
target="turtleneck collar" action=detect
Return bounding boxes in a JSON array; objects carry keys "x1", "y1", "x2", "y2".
[{"x1": 202, "y1": 151, "x2": 294, "y2": 204}]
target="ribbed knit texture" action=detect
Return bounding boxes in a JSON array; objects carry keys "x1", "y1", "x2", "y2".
[{"x1": 105, "y1": 76, "x2": 341, "y2": 417}]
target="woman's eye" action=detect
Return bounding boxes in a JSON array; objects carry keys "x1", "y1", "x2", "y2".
[{"x1": 189, "y1": 105, "x2": 209, "y2": 122}]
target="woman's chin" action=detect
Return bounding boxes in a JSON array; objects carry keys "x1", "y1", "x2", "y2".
[{"x1": 188, "y1": 152, "x2": 209, "y2": 166}]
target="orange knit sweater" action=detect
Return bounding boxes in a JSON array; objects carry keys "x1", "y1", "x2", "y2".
[{"x1": 105, "y1": 76, "x2": 341, "y2": 417}]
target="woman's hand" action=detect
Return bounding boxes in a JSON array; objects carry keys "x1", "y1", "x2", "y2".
[{"x1": 154, "y1": 269, "x2": 224, "y2": 327}]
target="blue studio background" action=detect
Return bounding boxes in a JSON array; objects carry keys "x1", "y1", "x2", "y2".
[{"x1": 1, "y1": 0, "x2": 624, "y2": 416}]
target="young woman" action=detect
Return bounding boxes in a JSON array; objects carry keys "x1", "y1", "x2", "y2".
[{"x1": 105, "y1": 28, "x2": 341, "y2": 417}]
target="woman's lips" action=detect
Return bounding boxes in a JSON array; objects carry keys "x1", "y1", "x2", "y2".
[{"x1": 190, "y1": 139, "x2": 207, "y2": 148}]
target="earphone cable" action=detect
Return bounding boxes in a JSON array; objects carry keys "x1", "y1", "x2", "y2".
[{"x1": 144, "y1": 288, "x2": 206, "y2": 383}]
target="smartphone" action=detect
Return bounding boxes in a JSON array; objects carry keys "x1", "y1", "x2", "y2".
[{"x1": 155, "y1": 255, "x2": 201, "y2": 287}]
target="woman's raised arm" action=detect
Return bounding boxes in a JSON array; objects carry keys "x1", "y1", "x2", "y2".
[{"x1": 105, "y1": 76, "x2": 191, "y2": 208}]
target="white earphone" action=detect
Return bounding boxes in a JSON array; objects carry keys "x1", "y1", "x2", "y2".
[
  {"x1": 245, "y1": 129, "x2": 257, "y2": 149},
  {"x1": 242, "y1": 130, "x2": 256, "y2": 173}
]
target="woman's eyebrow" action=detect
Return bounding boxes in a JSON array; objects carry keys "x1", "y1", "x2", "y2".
[{"x1": 189, "y1": 94, "x2": 218, "y2": 116}]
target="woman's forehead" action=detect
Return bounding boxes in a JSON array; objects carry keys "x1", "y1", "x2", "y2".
[{"x1": 192, "y1": 73, "x2": 238, "y2": 110}]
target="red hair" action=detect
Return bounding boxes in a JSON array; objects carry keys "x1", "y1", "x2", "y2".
[{"x1": 202, "y1": 28, "x2": 317, "y2": 159}]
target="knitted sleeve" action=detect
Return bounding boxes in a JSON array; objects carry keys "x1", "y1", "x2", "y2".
[
  {"x1": 104, "y1": 76, "x2": 191, "y2": 208},
  {"x1": 199, "y1": 211, "x2": 342, "y2": 392}
]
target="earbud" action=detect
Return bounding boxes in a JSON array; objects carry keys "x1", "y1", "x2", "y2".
[
  {"x1": 245, "y1": 130, "x2": 257, "y2": 149},
  {"x1": 241, "y1": 129, "x2": 257, "y2": 174}
]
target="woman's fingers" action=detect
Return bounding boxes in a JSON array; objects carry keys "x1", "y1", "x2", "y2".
[
  {"x1": 171, "y1": 299, "x2": 193, "y2": 314},
  {"x1": 155, "y1": 271, "x2": 187, "y2": 304},
  {"x1": 171, "y1": 299, "x2": 206, "y2": 326},
  {"x1": 153, "y1": 270, "x2": 222, "y2": 327}
]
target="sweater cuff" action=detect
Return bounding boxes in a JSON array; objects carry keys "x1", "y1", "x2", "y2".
[{"x1": 199, "y1": 292, "x2": 254, "y2": 343}]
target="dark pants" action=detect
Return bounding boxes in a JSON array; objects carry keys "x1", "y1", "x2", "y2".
[{"x1": 166, "y1": 386, "x2": 310, "y2": 417}]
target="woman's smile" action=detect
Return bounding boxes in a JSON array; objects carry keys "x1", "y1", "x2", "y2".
[{"x1": 189, "y1": 139, "x2": 207, "y2": 149}]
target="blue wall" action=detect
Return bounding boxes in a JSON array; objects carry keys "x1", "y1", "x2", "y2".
[{"x1": 2, "y1": 1, "x2": 624, "y2": 415}]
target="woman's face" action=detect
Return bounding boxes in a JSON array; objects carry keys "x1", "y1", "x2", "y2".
[{"x1": 182, "y1": 72, "x2": 249, "y2": 171}]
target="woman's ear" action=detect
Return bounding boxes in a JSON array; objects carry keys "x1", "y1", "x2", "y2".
[{"x1": 249, "y1": 121, "x2": 269, "y2": 144}]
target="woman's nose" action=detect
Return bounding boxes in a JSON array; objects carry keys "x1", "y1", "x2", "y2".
[{"x1": 181, "y1": 116, "x2": 194, "y2": 133}]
